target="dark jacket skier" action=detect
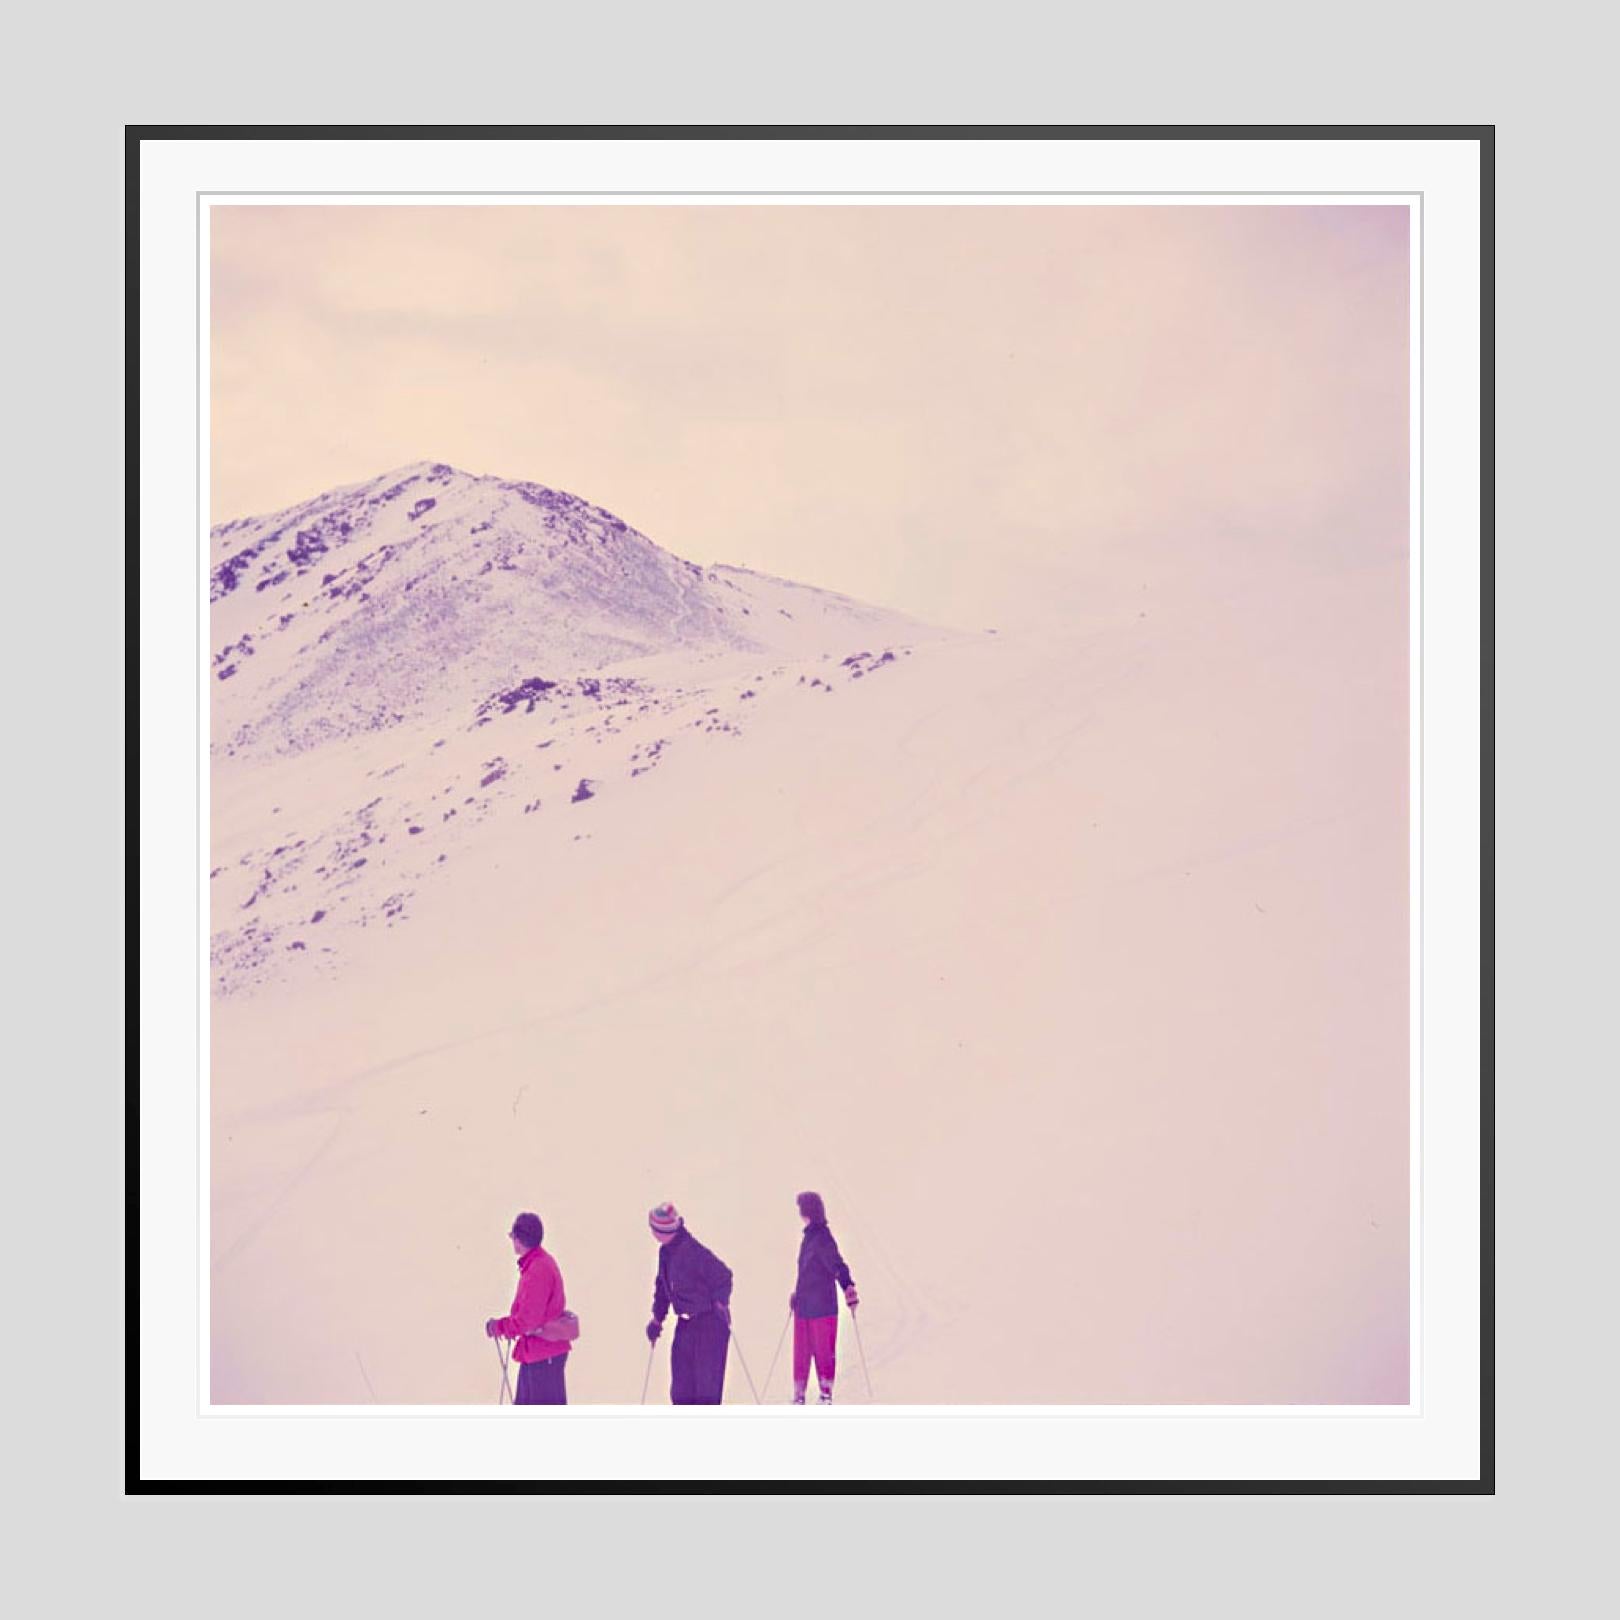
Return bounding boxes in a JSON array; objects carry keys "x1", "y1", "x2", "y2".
[
  {"x1": 645, "y1": 1202, "x2": 734, "y2": 1404},
  {"x1": 789, "y1": 1190, "x2": 858, "y2": 1404}
]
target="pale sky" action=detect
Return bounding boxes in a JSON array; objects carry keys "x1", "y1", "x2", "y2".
[{"x1": 211, "y1": 204, "x2": 1408, "y2": 628}]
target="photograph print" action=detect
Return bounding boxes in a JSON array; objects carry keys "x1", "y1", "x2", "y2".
[{"x1": 207, "y1": 200, "x2": 1411, "y2": 1409}]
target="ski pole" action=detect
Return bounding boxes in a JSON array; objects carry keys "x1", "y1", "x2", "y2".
[
  {"x1": 850, "y1": 1307, "x2": 874, "y2": 1400},
  {"x1": 640, "y1": 1340, "x2": 656, "y2": 1405},
  {"x1": 727, "y1": 1317, "x2": 762, "y2": 1405},
  {"x1": 495, "y1": 1338, "x2": 514, "y2": 1405},
  {"x1": 761, "y1": 1309, "x2": 792, "y2": 1402}
]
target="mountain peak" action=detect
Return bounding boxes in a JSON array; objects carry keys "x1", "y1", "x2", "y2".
[
  {"x1": 210, "y1": 463, "x2": 930, "y2": 763},
  {"x1": 375, "y1": 457, "x2": 466, "y2": 483}
]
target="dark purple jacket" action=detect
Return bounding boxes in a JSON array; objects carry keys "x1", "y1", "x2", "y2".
[
  {"x1": 793, "y1": 1220, "x2": 854, "y2": 1319},
  {"x1": 651, "y1": 1228, "x2": 734, "y2": 1322}
]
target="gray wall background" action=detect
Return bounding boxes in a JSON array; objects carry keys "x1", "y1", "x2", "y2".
[{"x1": 11, "y1": 1, "x2": 1600, "y2": 1609}]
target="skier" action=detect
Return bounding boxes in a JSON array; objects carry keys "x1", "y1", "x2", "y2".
[
  {"x1": 485, "y1": 1211, "x2": 572, "y2": 1404},
  {"x1": 789, "y1": 1190, "x2": 858, "y2": 1404},
  {"x1": 645, "y1": 1202, "x2": 734, "y2": 1404}
]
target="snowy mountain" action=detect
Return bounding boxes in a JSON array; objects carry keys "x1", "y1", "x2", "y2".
[
  {"x1": 211, "y1": 460, "x2": 919, "y2": 763},
  {"x1": 210, "y1": 463, "x2": 944, "y2": 997}
]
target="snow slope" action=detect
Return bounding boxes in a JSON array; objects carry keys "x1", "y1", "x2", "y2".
[
  {"x1": 210, "y1": 467, "x2": 1409, "y2": 1406},
  {"x1": 209, "y1": 462, "x2": 939, "y2": 996}
]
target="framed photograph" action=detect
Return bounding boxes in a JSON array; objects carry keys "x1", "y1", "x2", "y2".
[{"x1": 133, "y1": 126, "x2": 1491, "y2": 1490}]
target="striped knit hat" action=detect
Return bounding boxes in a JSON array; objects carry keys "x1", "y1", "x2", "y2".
[{"x1": 648, "y1": 1201, "x2": 683, "y2": 1237}]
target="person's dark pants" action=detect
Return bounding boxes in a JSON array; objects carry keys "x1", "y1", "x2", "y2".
[
  {"x1": 670, "y1": 1312, "x2": 729, "y2": 1404},
  {"x1": 516, "y1": 1352, "x2": 569, "y2": 1405}
]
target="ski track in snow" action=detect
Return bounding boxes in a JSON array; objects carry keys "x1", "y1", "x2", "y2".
[{"x1": 212, "y1": 1112, "x2": 351, "y2": 1276}]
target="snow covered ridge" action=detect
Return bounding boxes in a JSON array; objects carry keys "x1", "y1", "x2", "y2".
[
  {"x1": 210, "y1": 462, "x2": 949, "y2": 997},
  {"x1": 210, "y1": 461, "x2": 924, "y2": 764}
]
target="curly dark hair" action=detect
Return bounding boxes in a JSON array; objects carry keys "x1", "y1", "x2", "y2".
[
  {"x1": 510, "y1": 1211, "x2": 544, "y2": 1249},
  {"x1": 796, "y1": 1190, "x2": 826, "y2": 1223}
]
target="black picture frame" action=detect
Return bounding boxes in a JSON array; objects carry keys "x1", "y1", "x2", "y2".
[{"x1": 128, "y1": 124, "x2": 1493, "y2": 1495}]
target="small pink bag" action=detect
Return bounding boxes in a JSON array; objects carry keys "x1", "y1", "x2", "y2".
[{"x1": 532, "y1": 1310, "x2": 580, "y2": 1343}]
